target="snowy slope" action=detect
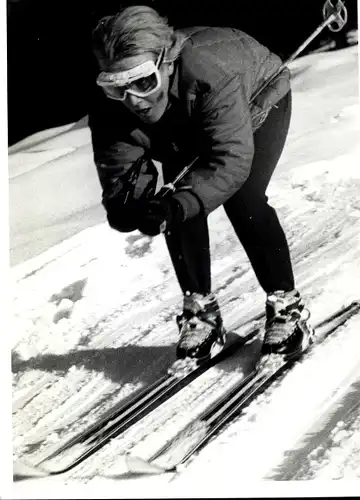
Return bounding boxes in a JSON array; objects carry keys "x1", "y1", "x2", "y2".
[
  {"x1": 10, "y1": 45, "x2": 360, "y2": 497},
  {"x1": 8, "y1": 116, "x2": 105, "y2": 266}
]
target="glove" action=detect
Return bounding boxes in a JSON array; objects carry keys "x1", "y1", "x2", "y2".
[
  {"x1": 138, "y1": 197, "x2": 184, "y2": 237},
  {"x1": 103, "y1": 191, "x2": 142, "y2": 233}
]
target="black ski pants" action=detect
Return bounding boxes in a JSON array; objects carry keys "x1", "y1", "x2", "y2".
[{"x1": 165, "y1": 91, "x2": 294, "y2": 296}]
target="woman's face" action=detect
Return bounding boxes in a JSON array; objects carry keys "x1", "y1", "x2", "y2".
[{"x1": 108, "y1": 52, "x2": 173, "y2": 124}]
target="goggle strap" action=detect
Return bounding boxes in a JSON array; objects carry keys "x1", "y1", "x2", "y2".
[
  {"x1": 97, "y1": 61, "x2": 156, "y2": 87},
  {"x1": 156, "y1": 47, "x2": 166, "y2": 68}
]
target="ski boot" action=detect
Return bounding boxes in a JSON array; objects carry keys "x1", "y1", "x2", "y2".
[
  {"x1": 261, "y1": 289, "x2": 314, "y2": 360},
  {"x1": 176, "y1": 292, "x2": 226, "y2": 361}
]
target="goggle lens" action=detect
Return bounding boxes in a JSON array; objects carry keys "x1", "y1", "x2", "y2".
[
  {"x1": 133, "y1": 73, "x2": 158, "y2": 94},
  {"x1": 100, "y1": 70, "x2": 160, "y2": 101}
]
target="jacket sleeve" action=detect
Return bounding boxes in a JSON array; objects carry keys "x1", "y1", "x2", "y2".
[
  {"x1": 253, "y1": 67, "x2": 291, "y2": 110},
  {"x1": 176, "y1": 75, "x2": 254, "y2": 218},
  {"x1": 88, "y1": 97, "x2": 157, "y2": 232},
  {"x1": 88, "y1": 102, "x2": 145, "y2": 197}
]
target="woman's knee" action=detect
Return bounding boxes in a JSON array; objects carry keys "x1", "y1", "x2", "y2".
[
  {"x1": 225, "y1": 188, "x2": 267, "y2": 211},
  {"x1": 224, "y1": 189, "x2": 274, "y2": 224}
]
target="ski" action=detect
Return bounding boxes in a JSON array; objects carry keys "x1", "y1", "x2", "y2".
[
  {"x1": 15, "y1": 315, "x2": 262, "y2": 478},
  {"x1": 126, "y1": 300, "x2": 360, "y2": 474},
  {"x1": 15, "y1": 300, "x2": 359, "y2": 480}
]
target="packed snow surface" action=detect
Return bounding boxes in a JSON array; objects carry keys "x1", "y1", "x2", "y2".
[{"x1": 9, "y1": 45, "x2": 360, "y2": 497}]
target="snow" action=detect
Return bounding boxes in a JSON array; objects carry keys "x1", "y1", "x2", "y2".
[{"x1": 7, "y1": 44, "x2": 360, "y2": 498}]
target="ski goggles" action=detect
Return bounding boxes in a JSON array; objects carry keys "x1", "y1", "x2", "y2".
[{"x1": 96, "y1": 48, "x2": 165, "y2": 101}]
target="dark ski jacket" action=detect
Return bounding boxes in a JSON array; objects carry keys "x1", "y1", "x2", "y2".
[{"x1": 89, "y1": 26, "x2": 290, "y2": 227}]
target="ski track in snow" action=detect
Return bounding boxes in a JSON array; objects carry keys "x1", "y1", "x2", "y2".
[{"x1": 10, "y1": 45, "x2": 360, "y2": 496}]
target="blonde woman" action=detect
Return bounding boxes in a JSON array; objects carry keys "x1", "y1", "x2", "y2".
[{"x1": 89, "y1": 5, "x2": 313, "y2": 362}]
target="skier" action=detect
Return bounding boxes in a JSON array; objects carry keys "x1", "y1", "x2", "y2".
[{"x1": 89, "y1": 5, "x2": 313, "y2": 361}]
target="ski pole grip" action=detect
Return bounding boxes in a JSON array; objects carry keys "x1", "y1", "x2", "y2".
[
  {"x1": 156, "y1": 156, "x2": 199, "y2": 199},
  {"x1": 157, "y1": 183, "x2": 175, "y2": 198}
]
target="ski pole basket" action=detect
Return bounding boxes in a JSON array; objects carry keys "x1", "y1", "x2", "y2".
[{"x1": 323, "y1": 0, "x2": 348, "y2": 32}]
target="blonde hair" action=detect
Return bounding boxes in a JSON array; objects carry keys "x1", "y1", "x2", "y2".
[{"x1": 92, "y1": 5, "x2": 188, "y2": 68}]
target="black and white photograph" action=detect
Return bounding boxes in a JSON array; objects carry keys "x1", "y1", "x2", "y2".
[{"x1": 7, "y1": 0, "x2": 360, "y2": 497}]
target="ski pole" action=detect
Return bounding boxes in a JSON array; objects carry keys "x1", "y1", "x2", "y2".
[
  {"x1": 155, "y1": 156, "x2": 200, "y2": 234},
  {"x1": 250, "y1": 0, "x2": 348, "y2": 104},
  {"x1": 158, "y1": 0, "x2": 348, "y2": 197},
  {"x1": 156, "y1": 155, "x2": 200, "y2": 198}
]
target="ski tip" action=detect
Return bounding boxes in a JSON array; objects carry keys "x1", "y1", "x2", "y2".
[
  {"x1": 125, "y1": 454, "x2": 175, "y2": 475},
  {"x1": 13, "y1": 459, "x2": 51, "y2": 481}
]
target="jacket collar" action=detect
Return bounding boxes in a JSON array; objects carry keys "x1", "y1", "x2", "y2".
[{"x1": 169, "y1": 60, "x2": 180, "y2": 100}]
